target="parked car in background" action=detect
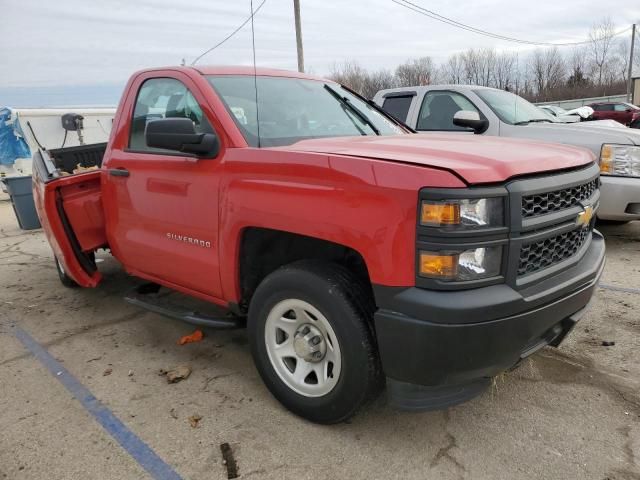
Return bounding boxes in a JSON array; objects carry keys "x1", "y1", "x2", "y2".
[
  {"x1": 539, "y1": 105, "x2": 593, "y2": 123},
  {"x1": 32, "y1": 66, "x2": 605, "y2": 423},
  {"x1": 588, "y1": 102, "x2": 640, "y2": 128},
  {"x1": 374, "y1": 85, "x2": 640, "y2": 223}
]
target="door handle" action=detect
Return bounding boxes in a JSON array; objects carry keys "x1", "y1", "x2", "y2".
[{"x1": 108, "y1": 168, "x2": 130, "y2": 177}]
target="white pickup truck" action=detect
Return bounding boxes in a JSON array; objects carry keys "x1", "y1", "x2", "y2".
[{"x1": 373, "y1": 85, "x2": 640, "y2": 223}]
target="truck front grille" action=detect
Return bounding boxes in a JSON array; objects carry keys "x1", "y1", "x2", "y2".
[
  {"x1": 521, "y1": 179, "x2": 598, "y2": 218},
  {"x1": 518, "y1": 226, "x2": 591, "y2": 276}
]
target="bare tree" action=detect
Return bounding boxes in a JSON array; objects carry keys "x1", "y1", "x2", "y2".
[
  {"x1": 531, "y1": 48, "x2": 566, "y2": 100},
  {"x1": 328, "y1": 61, "x2": 369, "y2": 95},
  {"x1": 493, "y1": 52, "x2": 517, "y2": 90},
  {"x1": 327, "y1": 17, "x2": 634, "y2": 104},
  {"x1": 328, "y1": 61, "x2": 397, "y2": 99},
  {"x1": 441, "y1": 53, "x2": 465, "y2": 84},
  {"x1": 395, "y1": 57, "x2": 436, "y2": 86},
  {"x1": 588, "y1": 17, "x2": 616, "y2": 87},
  {"x1": 361, "y1": 69, "x2": 397, "y2": 99},
  {"x1": 461, "y1": 48, "x2": 496, "y2": 87}
]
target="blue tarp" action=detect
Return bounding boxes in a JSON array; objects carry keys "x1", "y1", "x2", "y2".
[{"x1": 0, "y1": 107, "x2": 31, "y2": 166}]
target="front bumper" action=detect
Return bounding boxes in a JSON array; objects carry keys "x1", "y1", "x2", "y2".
[
  {"x1": 598, "y1": 176, "x2": 640, "y2": 221},
  {"x1": 373, "y1": 231, "x2": 605, "y2": 395}
]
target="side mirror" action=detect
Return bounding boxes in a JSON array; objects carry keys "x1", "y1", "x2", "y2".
[
  {"x1": 145, "y1": 118, "x2": 220, "y2": 158},
  {"x1": 453, "y1": 110, "x2": 489, "y2": 134}
]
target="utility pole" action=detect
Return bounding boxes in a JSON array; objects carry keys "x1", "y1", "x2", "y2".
[
  {"x1": 293, "y1": 0, "x2": 304, "y2": 73},
  {"x1": 627, "y1": 23, "x2": 636, "y2": 102}
]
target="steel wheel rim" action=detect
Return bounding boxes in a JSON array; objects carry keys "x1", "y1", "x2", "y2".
[
  {"x1": 56, "y1": 258, "x2": 65, "y2": 276},
  {"x1": 264, "y1": 298, "x2": 342, "y2": 397}
]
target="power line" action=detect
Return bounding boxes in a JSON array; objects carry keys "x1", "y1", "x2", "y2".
[
  {"x1": 191, "y1": 0, "x2": 267, "y2": 65},
  {"x1": 392, "y1": 0, "x2": 631, "y2": 47}
]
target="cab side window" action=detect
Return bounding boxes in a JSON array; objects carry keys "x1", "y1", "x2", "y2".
[
  {"x1": 613, "y1": 104, "x2": 628, "y2": 112},
  {"x1": 381, "y1": 94, "x2": 414, "y2": 122},
  {"x1": 129, "y1": 78, "x2": 212, "y2": 152},
  {"x1": 417, "y1": 91, "x2": 481, "y2": 131}
]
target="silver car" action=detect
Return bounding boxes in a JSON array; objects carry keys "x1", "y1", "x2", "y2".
[{"x1": 373, "y1": 85, "x2": 640, "y2": 222}]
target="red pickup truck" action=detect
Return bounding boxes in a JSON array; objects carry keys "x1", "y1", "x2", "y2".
[{"x1": 32, "y1": 66, "x2": 605, "y2": 424}]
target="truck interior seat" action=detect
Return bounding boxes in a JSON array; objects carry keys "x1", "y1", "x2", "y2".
[{"x1": 420, "y1": 96, "x2": 462, "y2": 130}]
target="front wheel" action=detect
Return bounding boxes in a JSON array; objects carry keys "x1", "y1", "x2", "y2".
[{"x1": 248, "y1": 261, "x2": 381, "y2": 424}]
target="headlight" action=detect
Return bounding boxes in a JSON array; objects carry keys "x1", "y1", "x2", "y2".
[
  {"x1": 419, "y1": 246, "x2": 502, "y2": 281},
  {"x1": 420, "y1": 198, "x2": 504, "y2": 228},
  {"x1": 600, "y1": 144, "x2": 640, "y2": 177}
]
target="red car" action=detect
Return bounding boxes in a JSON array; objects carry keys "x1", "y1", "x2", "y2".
[
  {"x1": 588, "y1": 101, "x2": 640, "y2": 127},
  {"x1": 32, "y1": 66, "x2": 604, "y2": 423}
]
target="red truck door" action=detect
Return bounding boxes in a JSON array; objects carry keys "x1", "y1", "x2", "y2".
[
  {"x1": 102, "y1": 73, "x2": 225, "y2": 299},
  {"x1": 32, "y1": 153, "x2": 106, "y2": 287}
]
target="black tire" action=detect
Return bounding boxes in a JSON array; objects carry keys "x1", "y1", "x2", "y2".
[
  {"x1": 55, "y1": 257, "x2": 79, "y2": 288},
  {"x1": 248, "y1": 260, "x2": 382, "y2": 424}
]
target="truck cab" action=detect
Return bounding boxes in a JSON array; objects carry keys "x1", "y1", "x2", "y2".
[{"x1": 33, "y1": 67, "x2": 605, "y2": 423}]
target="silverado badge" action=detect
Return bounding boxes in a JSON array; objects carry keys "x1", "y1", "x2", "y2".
[{"x1": 576, "y1": 205, "x2": 594, "y2": 228}]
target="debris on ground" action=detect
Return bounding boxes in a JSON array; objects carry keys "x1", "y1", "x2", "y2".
[
  {"x1": 178, "y1": 329, "x2": 204, "y2": 345},
  {"x1": 102, "y1": 368, "x2": 112, "y2": 376},
  {"x1": 220, "y1": 442, "x2": 239, "y2": 479},
  {"x1": 188, "y1": 414, "x2": 202, "y2": 428},
  {"x1": 601, "y1": 340, "x2": 616, "y2": 347},
  {"x1": 127, "y1": 370, "x2": 134, "y2": 377},
  {"x1": 169, "y1": 408, "x2": 178, "y2": 420},
  {"x1": 160, "y1": 365, "x2": 192, "y2": 383}
]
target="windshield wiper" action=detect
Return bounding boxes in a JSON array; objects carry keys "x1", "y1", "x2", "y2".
[
  {"x1": 339, "y1": 84, "x2": 417, "y2": 133},
  {"x1": 324, "y1": 84, "x2": 380, "y2": 135},
  {"x1": 514, "y1": 119, "x2": 553, "y2": 125}
]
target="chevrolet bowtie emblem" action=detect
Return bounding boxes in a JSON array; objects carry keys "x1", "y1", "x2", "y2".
[{"x1": 576, "y1": 205, "x2": 594, "y2": 228}]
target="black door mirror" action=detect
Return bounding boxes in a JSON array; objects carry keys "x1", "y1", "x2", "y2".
[
  {"x1": 145, "y1": 118, "x2": 220, "y2": 157},
  {"x1": 453, "y1": 110, "x2": 489, "y2": 134}
]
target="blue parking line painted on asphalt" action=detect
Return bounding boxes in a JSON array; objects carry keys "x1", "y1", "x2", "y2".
[
  {"x1": 599, "y1": 283, "x2": 640, "y2": 295},
  {"x1": 13, "y1": 326, "x2": 183, "y2": 480}
]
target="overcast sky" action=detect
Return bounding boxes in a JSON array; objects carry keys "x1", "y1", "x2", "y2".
[{"x1": 2, "y1": 0, "x2": 639, "y2": 92}]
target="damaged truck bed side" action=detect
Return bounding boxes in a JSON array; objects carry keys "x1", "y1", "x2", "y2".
[{"x1": 32, "y1": 66, "x2": 605, "y2": 424}]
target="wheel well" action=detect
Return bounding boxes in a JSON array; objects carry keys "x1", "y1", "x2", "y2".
[{"x1": 238, "y1": 228, "x2": 373, "y2": 312}]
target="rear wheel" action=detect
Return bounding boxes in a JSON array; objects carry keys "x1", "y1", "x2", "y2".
[
  {"x1": 55, "y1": 257, "x2": 79, "y2": 288},
  {"x1": 248, "y1": 261, "x2": 381, "y2": 424}
]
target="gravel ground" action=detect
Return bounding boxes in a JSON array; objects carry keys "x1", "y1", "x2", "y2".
[{"x1": 0, "y1": 198, "x2": 638, "y2": 480}]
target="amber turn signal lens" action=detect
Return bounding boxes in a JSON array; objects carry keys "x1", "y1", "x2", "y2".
[
  {"x1": 421, "y1": 203, "x2": 460, "y2": 226},
  {"x1": 419, "y1": 252, "x2": 458, "y2": 279},
  {"x1": 600, "y1": 144, "x2": 613, "y2": 174}
]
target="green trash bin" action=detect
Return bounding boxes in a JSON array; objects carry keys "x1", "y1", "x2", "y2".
[{"x1": 1, "y1": 175, "x2": 41, "y2": 230}]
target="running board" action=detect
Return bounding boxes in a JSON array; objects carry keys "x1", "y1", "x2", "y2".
[{"x1": 124, "y1": 284, "x2": 244, "y2": 329}]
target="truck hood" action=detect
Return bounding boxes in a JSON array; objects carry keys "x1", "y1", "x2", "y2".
[
  {"x1": 280, "y1": 134, "x2": 594, "y2": 184},
  {"x1": 505, "y1": 121, "x2": 640, "y2": 157}
]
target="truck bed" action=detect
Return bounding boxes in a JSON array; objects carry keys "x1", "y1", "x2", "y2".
[{"x1": 48, "y1": 142, "x2": 106, "y2": 176}]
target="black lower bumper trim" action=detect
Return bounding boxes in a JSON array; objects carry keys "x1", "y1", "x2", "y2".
[{"x1": 374, "y1": 232, "x2": 605, "y2": 387}]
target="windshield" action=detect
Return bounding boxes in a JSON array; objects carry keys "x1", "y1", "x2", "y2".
[
  {"x1": 474, "y1": 89, "x2": 556, "y2": 125},
  {"x1": 207, "y1": 75, "x2": 403, "y2": 147}
]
